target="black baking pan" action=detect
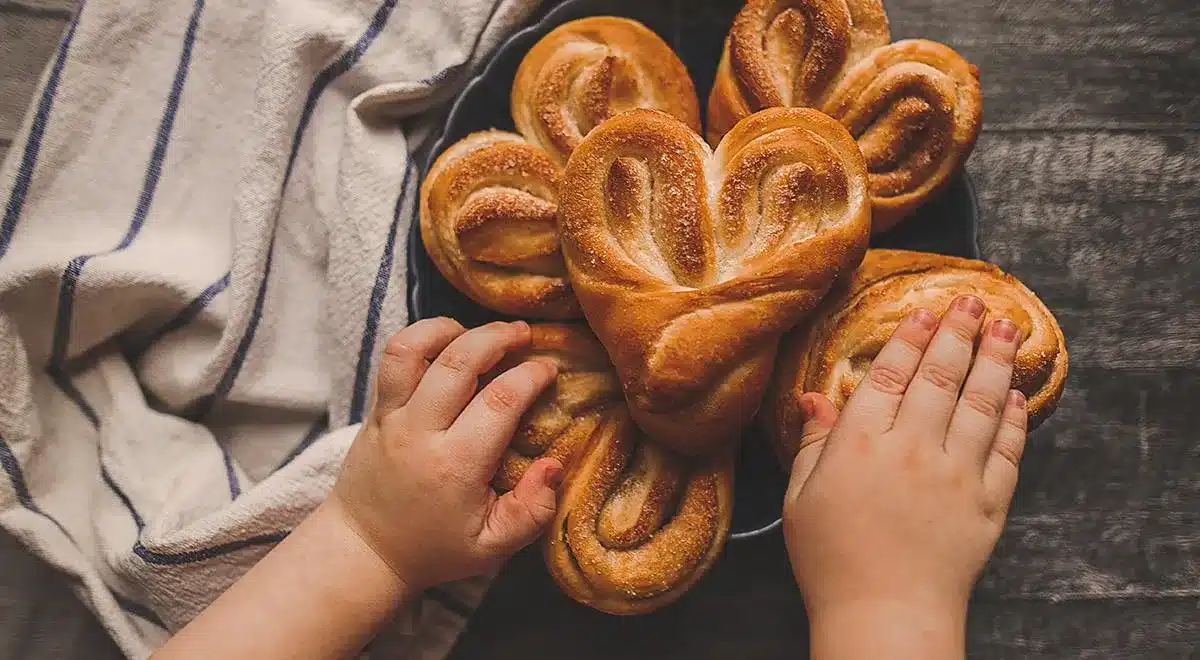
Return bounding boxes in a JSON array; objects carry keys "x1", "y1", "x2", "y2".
[{"x1": 407, "y1": 0, "x2": 981, "y2": 540}]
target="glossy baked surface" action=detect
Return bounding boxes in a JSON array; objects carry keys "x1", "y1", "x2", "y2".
[{"x1": 408, "y1": 0, "x2": 980, "y2": 539}]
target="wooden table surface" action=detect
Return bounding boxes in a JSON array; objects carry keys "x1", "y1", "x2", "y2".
[{"x1": 2, "y1": 0, "x2": 1197, "y2": 658}]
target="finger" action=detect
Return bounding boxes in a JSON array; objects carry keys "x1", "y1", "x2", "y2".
[
  {"x1": 448, "y1": 359, "x2": 558, "y2": 482},
  {"x1": 407, "y1": 321, "x2": 532, "y2": 430},
  {"x1": 838, "y1": 308, "x2": 939, "y2": 434},
  {"x1": 945, "y1": 318, "x2": 1021, "y2": 467},
  {"x1": 785, "y1": 393, "x2": 840, "y2": 502},
  {"x1": 893, "y1": 295, "x2": 987, "y2": 440},
  {"x1": 983, "y1": 390, "x2": 1028, "y2": 511},
  {"x1": 478, "y1": 457, "x2": 564, "y2": 559},
  {"x1": 372, "y1": 317, "x2": 465, "y2": 420}
]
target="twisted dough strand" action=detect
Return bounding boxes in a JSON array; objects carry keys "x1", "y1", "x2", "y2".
[
  {"x1": 559, "y1": 107, "x2": 870, "y2": 456},
  {"x1": 545, "y1": 409, "x2": 734, "y2": 615},
  {"x1": 420, "y1": 17, "x2": 701, "y2": 319},
  {"x1": 513, "y1": 16, "x2": 701, "y2": 166},
  {"x1": 708, "y1": 0, "x2": 981, "y2": 232},
  {"x1": 420, "y1": 130, "x2": 578, "y2": 319},
  {"x1": 764, "y1": 249, "x2": 1068, "y2": 466},
  {"x1": 492, "y1": 324, "x2": 732, "y2": 615}
]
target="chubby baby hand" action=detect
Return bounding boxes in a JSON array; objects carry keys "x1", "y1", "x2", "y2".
[{"x1": 328, "y1": 319, "x2": 563, "y2": 591}]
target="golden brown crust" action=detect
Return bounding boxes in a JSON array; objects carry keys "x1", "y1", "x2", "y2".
[
  {"x1": 494, "y1": 324, "x2": 732, "y2": 615},
  {"x1": 558, "y1": 107, "x2": 871, "y2": 457},
  {"x1": 708, "y1": 0, "x2": 981, "y2": 232},
  {"x1": 822, "y1": 40, "x2": 983, "y2": 231},
  {"x1": 763, "y1": 249, "x2": 1069, "y2": 466},
  {"x1": 512, "y1": 16, "x2": 701, "y2": 167},
  {"x1": 419, "y1": 130, "x2": 581, "y2": 319},
  {"x1": 543, "y1": 410, "x2": 734, "y2": 615},
  {"x1": 420, "y1": 18, "x2": 702, "y2": 319},
  {"x1": 493, "y1": 323, "x2": 623, "y2": 489}
]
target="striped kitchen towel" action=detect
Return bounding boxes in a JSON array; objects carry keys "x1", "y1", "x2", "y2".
[{"x1": 0, "y1": 0, "x2": 543, "y2": 657}]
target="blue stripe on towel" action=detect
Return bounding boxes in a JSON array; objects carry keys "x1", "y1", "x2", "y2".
[
  {"x1": 274, "y1": 412, "x2": 330, "y2": 471},
  {"x1": 1, "y1": 434, "x2": 164, "y2": 627},
  {"x1": 47, "y1": 0, "x2": 205, "y2": 523},
  {"x1": 347, "y1": 158, "x2": 414, "y2": 425},
  {"x1": 101, "y1": 463, "x2": 144, "y2": 531},
  {"x1": 0, "y1": 434, "x2": 75, "y2": 542},
  {"x1": 123, "y1": 271, "x2": 231, "y2": 360},
  {"x1": 0, "y1": 2, "x2": 84, "y2": 260},
  {"x1": 426, "y1": 586, "x2": 474, "y2": 619},
  {"x1": 345, "y1": 0, "x2": 507, "y2": 425},
  {"x1": 111, "y1": 591, "x2": 166, "y2": 628},
  {"x1": 193, "y1": 0, "x2": 401, "y2": 428}
]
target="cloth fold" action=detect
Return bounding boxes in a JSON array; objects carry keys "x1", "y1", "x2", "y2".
[{"x1": 0, "y1": 0, "x2": 541, "y2": 656}]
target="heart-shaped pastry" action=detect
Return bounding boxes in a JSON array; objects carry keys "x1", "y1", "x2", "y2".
[
  {"x1": 708, "y1": 0, "x2": 982, "y2": 233},
  {"x1": 492, "y1": 324, "x2": 733, "y2": 615},
  {"x1": 558, "y1": 107, "x2": 871, "y2": 456},
  {"x1": 763, "y1": 249, "x2": 1069, "y2": 466},
  {"x1": 513, "y1": 16, "x2": 702, "y2": 166},
  {"x1": 420, "y1": 17, "x2": 701, "y2": 319}
]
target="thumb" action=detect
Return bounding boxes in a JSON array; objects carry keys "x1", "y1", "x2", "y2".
[
  {"x1": 479, "y1": 457, "x2": 564, "y2": 559},
  {"x1": 785, "y1": 393, "x2": 840, "y2": 500}
]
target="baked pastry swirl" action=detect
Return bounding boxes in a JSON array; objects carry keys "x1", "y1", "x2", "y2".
[
  {"x1": 559, "y1": 107, "x2": 871, "y2": 457},
  {"x1": 512, "y1": 16, "x2": 702, "y2": 166},
  {"x1": 545, "y1": 407, "x2": 734, "y2": 615},
  {"x1": 708, "y1": 0, "x2": 982, "y2": 232},
  {"x1": 493, "y1": 323, "x2": 624, "y2": 490},
  {"x1": 764, "y1": 249, "x2": 1069, "y2": 465},
  {"x1": 492, "y1": 324, "x2": 733, "y2": 615},
  {"x1": 420, "y1": 17, "x2": 701, "y2": 319},
  {"x1": 420, "y1": 130, "x2": 577, "y2": 319}
]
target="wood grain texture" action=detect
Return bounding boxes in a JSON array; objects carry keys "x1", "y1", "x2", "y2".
[
  {"x1": 885, "y1": 0, "x2": 1199, "y2": 129},
  {"x1": 450, "y1": 1, "x2": 1200, "y2": 658},
  {"x1": 0, "y1": 533, "x2": 124, "y2": 660},
  {"x1": 0, "y1": 6, "x2": 68, "y2": 142}
]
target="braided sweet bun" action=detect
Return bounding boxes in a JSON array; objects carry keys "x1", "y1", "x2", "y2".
[
  {"x1": 544, "y1": 408, "x2": 733, "y2": 615},
  {"x1": 558, "y1": 107, "x2": 871, "y2": 456},
  {"x1": 420, "y1": 17, "x2": 700, "y2": 319},
  {"x1": 419, "y1": 130, "x2": 578, "y2": 319},
  {"x1": 493, "y1": 323, "x2": 623, "y2": 490},
  {"x1": 512, "y1": 16, "x2": 702, "y2": 166},
  {"x1": 708, "y1": 0, "x2": 982, "y2": 232},
  {"x1": 491, "y1": 324, "x2": 733, "y2": 615},
  {"x1": 764, "y1": 249, "x2": 1069, "y2": 466}
]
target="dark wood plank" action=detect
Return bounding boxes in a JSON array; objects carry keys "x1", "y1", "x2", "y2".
[
  {"x1": 0, "y1": 532, "x2": 124, "y2": 660},
  {"x1": 968, "y1": 131, "x2": 1200, "y2": 368},
  {"x1": 449, "y1": 362, "x2": 1200, "y2": 659},
  {"x1": 886, "y1": 0, "x2": 1199, "y2": 129},
  {"x1": 968, "y1": 598, "x2": 1200, "y2": 659},
  {"x1": 0, "y1": 6, "x2": 69, "y2": 142},
  {"x1": 0, "y1": 1, "x2": 75, "y2": 20},
  {"x1": 453, "y1": 1, "x2": 1200, "y2": 658}
]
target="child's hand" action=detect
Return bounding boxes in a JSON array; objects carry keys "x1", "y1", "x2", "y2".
[
  {"x1": 328, "y1": 318, "x2": 565, "y2": 591},
  {"x1": 783, "y1": 295, "x2": 1028, "y2": 657}
]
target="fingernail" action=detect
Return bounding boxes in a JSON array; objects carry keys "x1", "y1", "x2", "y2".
[
  {"x1": 534, "y1": 357, "x2": 559, "y2": 378},
  {"x1": 1007, "y1": 389, "x2": 1027, "y2": 409},
  {"x1": 511, "y1": 320, "x2": 530, "y2": 333},
  {"x1": 955, "y1": 295, "x2": 986, "y2": 318},
  {"x1": 909, "y1": 308, "x2": 938, "y2": 330},
  {"x1": 992, "y1": 319, "x2": 1019, "y2": 342},
  {"x1": 799, "y1": 395, "x2": 815, "y2": 419},
  {"x1": 544, "y1": 464, "x2": 564, "y2": 490}
]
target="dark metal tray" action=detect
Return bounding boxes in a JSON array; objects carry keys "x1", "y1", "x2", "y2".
[{"x1": 407, "y1": 0, "x2": 981, "y2": 540}]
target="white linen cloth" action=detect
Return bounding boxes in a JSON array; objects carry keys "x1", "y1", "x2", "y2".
[{"x1": 0, "y1": 0, "x2": 542, "y2": 656}]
